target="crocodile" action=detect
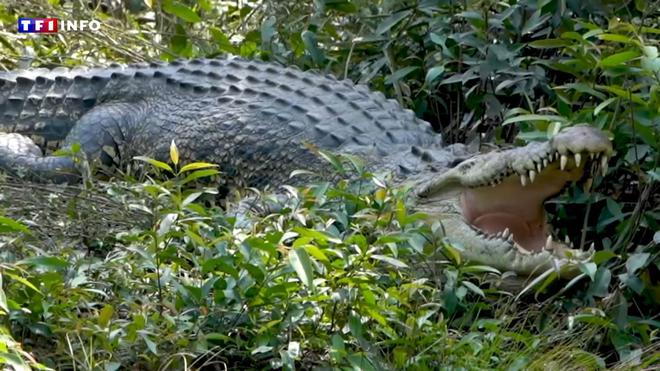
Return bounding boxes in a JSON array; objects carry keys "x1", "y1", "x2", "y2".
[{"x1": 0, "y1": 56, "x2": 612, "y2": 276}]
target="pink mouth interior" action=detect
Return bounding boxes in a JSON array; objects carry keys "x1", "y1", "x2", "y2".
[{"x1": 460, "y1": 163, "x2": 584, "y2": 252}]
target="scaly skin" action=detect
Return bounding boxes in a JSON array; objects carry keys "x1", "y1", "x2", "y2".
[{"x1": 0, "y1": 56, "x2": 613, "y2": 276}]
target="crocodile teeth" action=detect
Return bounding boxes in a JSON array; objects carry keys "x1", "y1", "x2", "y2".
[
  {"x1": 543, "y1": 158, "x2": 548, "y2": 168},
  {"x1": 564, "y1": 235, "x2": 570, "y2": 244},
  {"x1": 545, "y1": 235, "x2": 553, "y2": 251},
  {"x1": 574, "y1": 153, "x2": 581, "y2": 167},
  {"x1": 588, "y1": 242, "x2": 595, "y2": 254},
  {"x1": 502, "y1": 228, "x2": 510, "y2": 239},
  {"x1": 520, "y1": 174, "x2": 528, "y2": 187},
  {"x1": 507, "y1": 234, "x2": 514, "y2": 242},
  {"x1": 601, "y1": 156, "x2": 608, "y2": 176},
  {"x1": 589, "y1": 153, "x2": 595, "y2": 160},
  {"x1": 529, "y1": 170, "x2": 536, "y2": 183},
  {"x1": 516, "y1": 244, "x2": 531, "y2": 255},
  {"x1": 560, "y1": 155, "x2": 568, "y2": 170},
  {"x1": 536, "y1": 163, "x2": 542, "y2": 172}
]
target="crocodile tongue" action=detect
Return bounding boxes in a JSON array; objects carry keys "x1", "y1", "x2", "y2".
[{"x1": 460, "y1": 161, "x2": 585, "y2": 252}]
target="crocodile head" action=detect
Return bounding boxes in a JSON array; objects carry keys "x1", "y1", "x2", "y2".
[{"x1": 415, "y1": 125, "x2": 613, "y2": 276}]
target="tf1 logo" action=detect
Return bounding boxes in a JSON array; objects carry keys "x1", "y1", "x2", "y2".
[{"x1": 18, "y1": 18, "x2": 102, "y2": 33}]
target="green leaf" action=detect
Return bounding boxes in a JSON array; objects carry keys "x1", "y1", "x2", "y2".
[
  {"x1": 179, "y1": 162, "x2": 219, "y2": 173},
  {"x1": 385, "y1": 66, "x2": 419, "y2": 85},
  {"x1": 98, "y1": 305, "x2": 114, "y2": 327},
  {"x1": 304, "y1": 245, "x2": 330, "y2": 263},
  {"x1": 547, "y1": 121, "x2": 562, "y2": 136},
  {"x1": 528, "y1": 39, "x2": 570, "y2": 48},
  {"x1": 626, "y1": 253, "x2": 649, "y2": 273},
  {"x1": 261, "y1": 16, "x2": 276, "y2": 48},
  {"x1": 202, "y1": 257, "x2": 239, "y2": 277},
  {"x1": 290, "y1": 248, "x2": 315, "y2": 291},
  {"x1": 597, "y1": 33, "x2": 635, "y2": 44},
  {"x1": 4, "y1": 273, "x2": 41, "y2": 295},
  {"x1": 181, "y1": 169, "x2": 220, "y2": 185},
  {"x1": 301, "y1": 30, "x2": 324, "y2": 64},
  {"x1": 595, "y1": 85, "x2": 646, "y2": 105},
  {"x1": 323, "y1": 0, "x2": 358, "y2": 13},
  {"x1": 163, "y1": 1, "x2": 201, "y2": 23},
  {"x1": 330, "y1": 334, "x2": 346, "y2": 362},
  {"x1": 142, "y1": 335, "x2": 158, "y2": 354},
  {"x1": 0, "y1": 274, "x2": 8, "y2": 314},
  {"x1": 0, "y1": 216, "x2": 31, "y2": 234},
  {"x1": 594, "y1": 97, "x2": 618, "y2": 116},
  {"x1": 0, "y1": 352, "x2": 29, "y2": 371},
  {"x1": 376, "y1": 10, "x2": 412, "y2": 34},
  {"x1": 582, "y1": 28, "x2": 604, "y2": 39},
  {"x1": 579, "y1": 262, "x2": 597, "y2": 281},
  {"x1": 371, "y1": 254, "x2": 408, "y2": 268},
  {"x1": 133, "y1": 156, "x2": 174, "y2": 173},
  {"x1": 210, "y1": 27, "x2": 234, "y2": 52},
  {"x1": 502, "y1": 114, "x2": 568, "y2": 125},
  {"x1": 348, "y1": 315, "x2": 364, "y2": 339},
  {"x1": 442, "y1": 241, "x2": 461, "y2": 265},
  {"x1": 599, "y1": 50, "x2": 640, "y2": 67},
  {"x1": 19, "y1": 256, "x2": 68, "y2": 270},
  {"x1": 317, "y1": 150, "x2": 345, "y2": 175},
  {"x1": 425, "y1": 66, "x2": 445, "y2": 85},
  {"x1": 588, "y1": 268, "x2": 611, "y2": 297},
  {"x1": 461, "y1": 265, "x2": 501, "y2": 275},
  {"x1": 169, "y1": 140, "x2": 179, "y2": 166},
  {"x1": 593, "y1": 250, "x2": 617, "y2": 265},
  {"x1": 462, "y1": 281, "x2": 485, "y2": 297}
]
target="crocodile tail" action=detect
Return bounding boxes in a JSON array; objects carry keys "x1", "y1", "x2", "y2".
[{"x1": 0, "y1": 67, "x2": 112, "y2": 141}]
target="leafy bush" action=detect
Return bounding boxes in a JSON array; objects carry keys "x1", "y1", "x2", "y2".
[{"x1": 1, "y1": 144, "x2": 655, "y2": 369}]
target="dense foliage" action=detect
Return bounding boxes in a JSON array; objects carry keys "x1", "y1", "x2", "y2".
[{"x1": 0, "y1": 0, "x2": 658, "y2": 369}]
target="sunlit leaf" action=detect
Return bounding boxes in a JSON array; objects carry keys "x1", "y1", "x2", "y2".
[
  {"x1": 179, "y1": 162, "x2": 219, "y2": 173},
  {"x1": 133, "y1": 156, "x2": 174, "y2": 173},
  {"x1": 502, "y1": 114, "x2": 568, "y2": 125},
  {"x1": 599, "y1": 50, "x2": 640, "y2": 67},
  {"x1": 0, "y1": 216, "x2": 31, "y2": 234},
  {"x1": 98, "y1": 305, "x2": 114, "y2": 327},
  {"x1": 169, "y1": 140, "x2": 179, "y2": 166}
]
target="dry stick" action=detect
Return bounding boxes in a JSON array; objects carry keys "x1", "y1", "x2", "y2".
[
  {"x1": 579, "y1": 196, "x2": 592, "y2": 250},
  {"x1": 613, "y1": 179, "x2": 654, "y2": 252},
  {"x1": 612, "y1": 91, "x2": 655, "y2": 251}
]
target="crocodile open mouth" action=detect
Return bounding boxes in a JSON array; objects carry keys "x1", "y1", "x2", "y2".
[{"x1": 461, "y1": 151, "x2": 608, "y2": 254}]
